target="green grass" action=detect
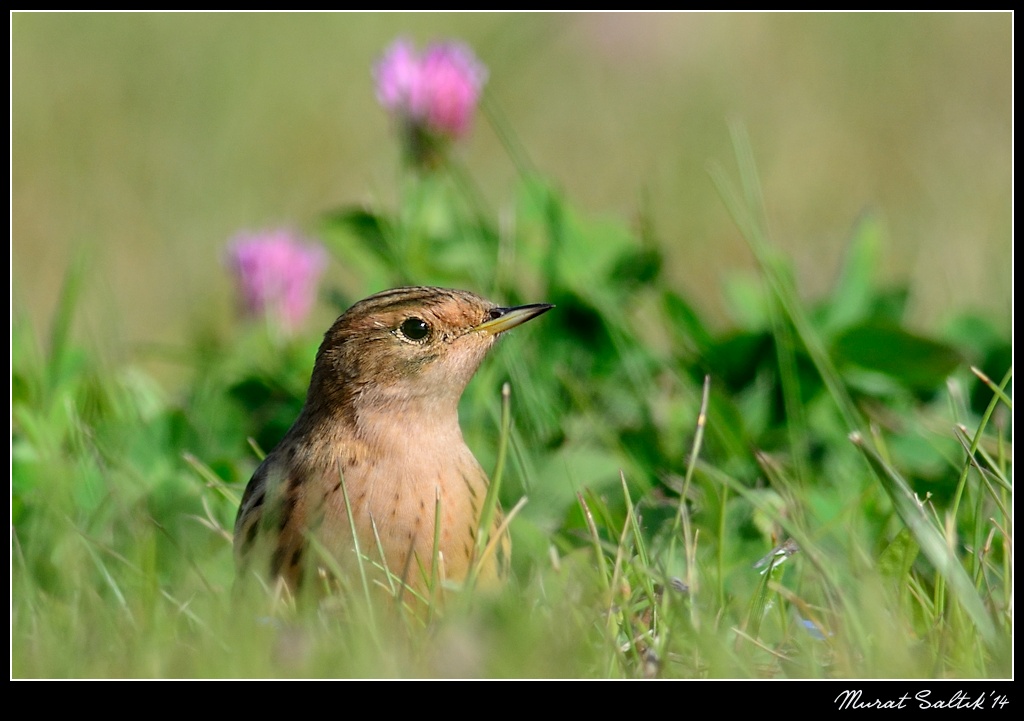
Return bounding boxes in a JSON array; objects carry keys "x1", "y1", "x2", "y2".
[{"x1": 11, "y1": 116, "x2": 1011, "y2": 677}]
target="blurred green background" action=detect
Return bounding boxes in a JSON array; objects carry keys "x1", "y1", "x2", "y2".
[{"x1": 12, "y1": 12, "x2": 1011, "y2": 378}]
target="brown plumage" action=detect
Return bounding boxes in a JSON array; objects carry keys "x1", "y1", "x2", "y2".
[{"x1": 233, "y1": 286, "x2": 552, "y2": 600}]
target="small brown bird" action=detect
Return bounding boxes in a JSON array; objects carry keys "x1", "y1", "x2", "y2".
[{"x1": 234, "y1": 286, "x2": 552, "y2": 601}]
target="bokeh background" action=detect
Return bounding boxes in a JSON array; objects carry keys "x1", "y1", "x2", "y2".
[{"x1": 12, "y1": 12, "x2": 1011, "y2": 382}]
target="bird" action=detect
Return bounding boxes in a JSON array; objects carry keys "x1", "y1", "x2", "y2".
[{"x1": 233, "y1": 286, "x2": 553, "y2": 603}]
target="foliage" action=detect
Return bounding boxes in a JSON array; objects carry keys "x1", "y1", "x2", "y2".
[{"x1": 12, "y1": 117, "x2": 1011, "y2": 679}]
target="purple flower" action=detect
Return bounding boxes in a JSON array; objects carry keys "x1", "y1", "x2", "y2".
[
  {"x1": 374, "y1": 39, "x2": 422, "y2": 115},
  {"x1": 374, "y1": 38, "x2": 487, "y2": 155},
  {"x1": 225, "y1": 230, "x2": 327, "y2": 335}
]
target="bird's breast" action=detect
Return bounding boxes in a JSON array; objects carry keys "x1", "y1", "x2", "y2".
[{"x1": 311, "y1": 432, "x2": 500, "y2": 591}]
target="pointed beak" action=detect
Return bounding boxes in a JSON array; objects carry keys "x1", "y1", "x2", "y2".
[{"x1": 473, "y1": 303, "x2": 554, "y2": 336}]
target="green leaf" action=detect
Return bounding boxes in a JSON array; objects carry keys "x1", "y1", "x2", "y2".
[
  {"x1": 555, "y1": 215, "x2": 635, "y2": 299},
  {"x1": 610, "y1": 247, "x2": 662, "y2": 289},
  {"x1": 877, "y1": 528, "x2": 920, "y2": 581},
  {"x1": 818, "y1": 211, "x2": 882, "y2": 336},
  {"x1": 722, "y1": 271, "x2": 771, "y2": 330},
  {"x1": 321, "y1": 208, "x2": 395, "y2": 265},
  {"x1": 663, "y1": 290, "x2": 714, "y2": 354},
  {"x1": 833, "y1": 323, "x2": 962, "y2": 393},
  {"x1": 319, "y1": 208, "x2": 399, "y2": 290},
  {"x1": 704, "y1": 331, "x2": 773, "y2": 391}
]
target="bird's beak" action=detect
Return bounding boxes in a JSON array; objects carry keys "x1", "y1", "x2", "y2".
[{"x1": 473, "y1": 303, "x2": 554, "y2": 336}]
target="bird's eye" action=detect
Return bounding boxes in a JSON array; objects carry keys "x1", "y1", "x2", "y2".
[{"x1": 398, "y1": 317, "x2": 431, "y2": 342}]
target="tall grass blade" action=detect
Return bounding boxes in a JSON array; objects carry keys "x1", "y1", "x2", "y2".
[
  {"x1": 850, "y1": 432, "x2": 996, "y2": 643},
  {"x1": 708, "y1": 120, "x2": 861, "y2": 432}
]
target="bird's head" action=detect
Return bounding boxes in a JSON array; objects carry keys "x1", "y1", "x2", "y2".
[{"x1": 307, "y1": 286, "x2": 552, "y2": 420}]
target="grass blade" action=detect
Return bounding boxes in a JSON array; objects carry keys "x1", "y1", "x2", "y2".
[{"x1": 850, "y1": 432, "x2": 996, "y2": 643}]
